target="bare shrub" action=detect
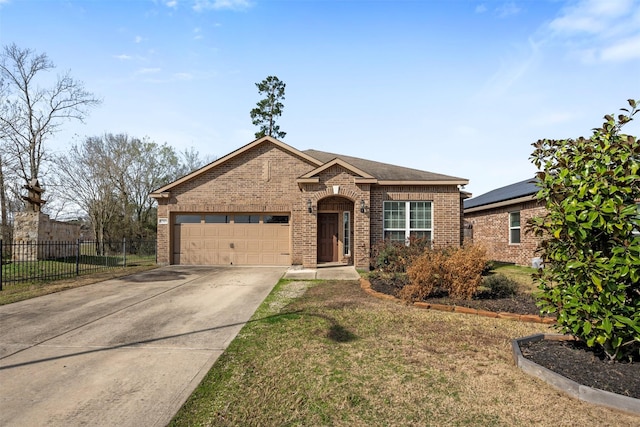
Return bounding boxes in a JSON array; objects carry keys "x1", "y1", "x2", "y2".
[
  {"x1": 370, "y1": 237, "x2": 431, "y2": 273},
  {"x1": 401, "y1": 249, "x2": 448, "y2": 301},
  {"x1": 400, "y1": 244, "x2": 488, "y2": 302},
  {"x1": 443, "y1": 244, "x2": 488, "y2": 299}
]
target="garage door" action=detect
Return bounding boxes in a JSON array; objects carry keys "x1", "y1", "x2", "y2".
[{"x1": 172, "y1": 214, "x2": 290, "y2": 265}]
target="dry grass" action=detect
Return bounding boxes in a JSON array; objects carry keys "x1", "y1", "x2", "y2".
[{"x1": 171, "y1": 279, "x2": 638, "y2": 427}]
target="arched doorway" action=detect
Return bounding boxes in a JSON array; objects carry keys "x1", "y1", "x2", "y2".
[{"x1": 316, "y1": 196, "x2": 354, "y2": 265}]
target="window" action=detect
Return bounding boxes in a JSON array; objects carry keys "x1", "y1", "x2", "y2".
[
  {"x1": 509, "y1": 211, "x2": 521, "y2": 244},
  {"x1": 343, "y1": 211, "x2": 350, "y2": 256},
  {"x1": 175, "y1": 214, "x2": 201, "y2": 224},
  {"x1": 383, "y1": 201, "x2": 432, "y2": 243},
  {"x1": 205, "y1": 215, "x2": 229, "y2": 223},
  {"x1": 264, "y1": 215, "x2": 289, "y2": 224},
  {"x1": 234, "y1": 215, "x2": 260, "y2": 224}
]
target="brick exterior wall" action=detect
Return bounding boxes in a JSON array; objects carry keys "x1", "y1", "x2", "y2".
[
  {"x1": 370, "y1": 185, "x2": 463, "y2": 249},
  {"x1": 155, "y1": 140, "x2": 464, "y2": 269},
  {"x1": 465, "y1": 200, "x2": 546, "y2": 266},
  {"x1": 156, "y1": 143, "x2": 315, "y2": 266}
]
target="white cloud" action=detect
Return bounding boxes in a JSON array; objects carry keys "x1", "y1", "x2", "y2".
[
  {"x1": 136, "y1": 67, "x2": 161, "y2": 75},
  {"x1": 174, "y1": 72, "x2": 193, "y2": 80},
  {"x1": 600, "y1": 34, "x2": 640, "y2": 61},
  {"x1": 193, "y1": 27, "x2": 203, "y2": 40},
  {"x1": 475, "y1": 38, "x2": 542, "y2": 100},
  {"x1": 529, "y1": 111, "x2": 578, "y2": 126},
  {"x1": 135, "y1": 35, "x2": 143, "y2": 43},
  {"x1": 543, "y1": 0, "x2": 640, "y2": 63},
  {"x1": 165, "y1": 0, "x2": 178, "y2": 7},
  {"x1": 496, "y1": 2, "x2": 521, "y2": 18},
  {"x1": 193, "y1": 0, "x2": 252, "y2": 12},
  {"x1": 114, "y1": 54, "x2": 133, "y2": 60},
  {"x1": 549, "y1": 0, "x2": 633, "y2": 34},
  {"x1": 475, "y1": 4, "x2": 487, "y2": 14}
]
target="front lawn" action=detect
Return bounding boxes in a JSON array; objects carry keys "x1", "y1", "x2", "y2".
[
  {"x1": 491, "y1": 262, "x2": 538, "y2": 294},
  {"x1": 169, "y1": 279, "x2": 637, "y2": 426}
]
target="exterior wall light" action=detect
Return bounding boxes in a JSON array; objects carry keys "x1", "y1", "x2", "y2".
[
  {"x1": 307, "y1": 199, "x2": 313, "y2": 213},
  {"x1": 360, "y1": 199, "x2": 366, "y2": 213}
]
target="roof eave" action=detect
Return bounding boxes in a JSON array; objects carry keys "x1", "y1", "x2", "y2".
[
  {"x1": 464, "y1": 194, "x2": 538, "y2": 213},
  {"x1": 377, "y1": 179, "x2": 469, "y2": 186},
  {"x1": 150, "y1": 191, "x2": 170, "y2": 199}
]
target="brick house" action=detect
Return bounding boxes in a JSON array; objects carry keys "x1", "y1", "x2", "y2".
[
  {"x1": 150, "y1": 136, "x2": 468, "y2": 269},
  {"x1": 463, "y1": 178, "x2": 544, "y2": 266}
]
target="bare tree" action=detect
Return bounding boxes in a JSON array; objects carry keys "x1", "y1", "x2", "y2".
[
  {"x1": 179, "y1": 146, "x2": 214, "y2": 176},
  {"x1": 52, "y1": 136, "x2": 118, "y2": 244},
  {"x1": 0, "y1": 43, "x2": 101, "y2": 185},
  {"x1": 53, "y1": 133, "x2": 203, "y2": 242}
]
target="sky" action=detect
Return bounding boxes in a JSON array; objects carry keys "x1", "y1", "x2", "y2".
[{"x1": 0, "y1": 0, "x2": 639, "y2": 198}]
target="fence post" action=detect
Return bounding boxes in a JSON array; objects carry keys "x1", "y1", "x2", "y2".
[
  {"x1": 76, "y1": 239, "x2": 80, "y2": 276},
  {"x1": 122, "y1": 238, "x2": 127, "y2": 268}
]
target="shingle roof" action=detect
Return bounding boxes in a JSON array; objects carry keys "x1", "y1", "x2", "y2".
[
  {"x1": 303, "y1": 149, "x2": 467, "y2": 183},
  {"x1": 464, "y1": 178, "x2": 539, "y2": 210}
]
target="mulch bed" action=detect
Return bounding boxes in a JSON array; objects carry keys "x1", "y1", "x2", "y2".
[
  {"x1": 520, "y1": 339, "x2": 640, "y2": 399},
  {"x1": 368, "y1": 275, "x2": 546, "y2": 316},
  {"x1": 368, "y1": 274, "x2": 640, "y2": 401}
]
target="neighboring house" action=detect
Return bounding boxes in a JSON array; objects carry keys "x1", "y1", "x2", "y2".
[
  {"x1": 150, "y1": 136, "x2": 468, "y2": 269},
  {"x1": 464, "y1": 178, "x2": 545, "y2": 266}
]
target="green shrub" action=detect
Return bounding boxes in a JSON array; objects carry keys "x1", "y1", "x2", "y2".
[
  {"x1": 483, "y1": 274, "x2": 519, "y2": 298},
  {"x1": 530, "y1": 99, "x2": 640, "y2": 361}
]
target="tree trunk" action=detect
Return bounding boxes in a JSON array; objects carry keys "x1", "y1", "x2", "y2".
[{"x1": 0, "y1": 156, "x2": 10, "y2": 243}]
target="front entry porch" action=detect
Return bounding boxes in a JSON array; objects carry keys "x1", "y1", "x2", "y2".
[{"x1": 316, "y1": 197, "x2": 354, "y2": 265}]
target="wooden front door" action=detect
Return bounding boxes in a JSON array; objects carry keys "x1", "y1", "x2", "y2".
[{"x1": 317, "y1": 213, "x2": 338, "y2": 263}]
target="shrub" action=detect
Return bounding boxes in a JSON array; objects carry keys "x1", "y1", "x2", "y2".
[
  {"x1": 442, "y1": 244, "x2": 487, "y2": 299},
  {"x1": 370, "y1": 237, "x2": 431, "y2": 274},
  {"x1": 401, "y1": 249, "x2": 447, "y2": 301},
  {"x1": 483, "y1": 274, "x2": 519, "y2": 298},
  {"x1": 530, "y1": 99, "x2": 640, "y2": 361},
  {"x1": 402, "y1": 244, "x2": 488, "y2": 301}
]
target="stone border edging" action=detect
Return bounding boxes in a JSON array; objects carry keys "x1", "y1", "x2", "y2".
[
  {"x1": 512, "y1": 333, "x2": 640, "y2": 416},
  {"x1": 360, "y1": 278, "x2": 556, "y2": 324}
]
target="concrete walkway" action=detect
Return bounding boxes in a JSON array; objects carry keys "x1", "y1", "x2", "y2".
[
  {"x1": 283, "y1": 265, "x2": 361, "y2": 280},
  {"x1": 0, "y1": 266, "x2": 285, "y2": 427}
]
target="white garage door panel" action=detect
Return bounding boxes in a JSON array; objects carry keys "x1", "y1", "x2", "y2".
[{"x1": 173, "y1": 215, "x2": 290, "y2": 266}]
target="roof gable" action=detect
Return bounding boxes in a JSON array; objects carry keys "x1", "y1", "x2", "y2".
[
  {"x1": 151, "y1": 136, "x2": 322, "y2": 196},
  {"x1": 297, "y1": 158, "x2": 377, "y2": 184}
]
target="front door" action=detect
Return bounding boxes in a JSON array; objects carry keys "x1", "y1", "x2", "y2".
[{"x1": 317, "y1": 213, "x2": 338, "y2": 263}]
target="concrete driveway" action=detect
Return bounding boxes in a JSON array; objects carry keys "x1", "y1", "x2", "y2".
[{"x1": 0, "y1": 266, "x2": 285, "y2": 427}]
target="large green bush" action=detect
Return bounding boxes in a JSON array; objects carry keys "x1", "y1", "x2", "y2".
[{"x1": 529, "y1": 99, "x2": 640, "y2": 361}]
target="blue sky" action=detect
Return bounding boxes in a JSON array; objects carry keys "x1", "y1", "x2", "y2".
[{"x1": 1, "y1": 0, "x2": 639, "y2": 197}]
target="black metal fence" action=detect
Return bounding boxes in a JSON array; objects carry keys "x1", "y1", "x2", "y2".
[{"x1": 0, "y1": 239, "x2": 156, "y2": 291}]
